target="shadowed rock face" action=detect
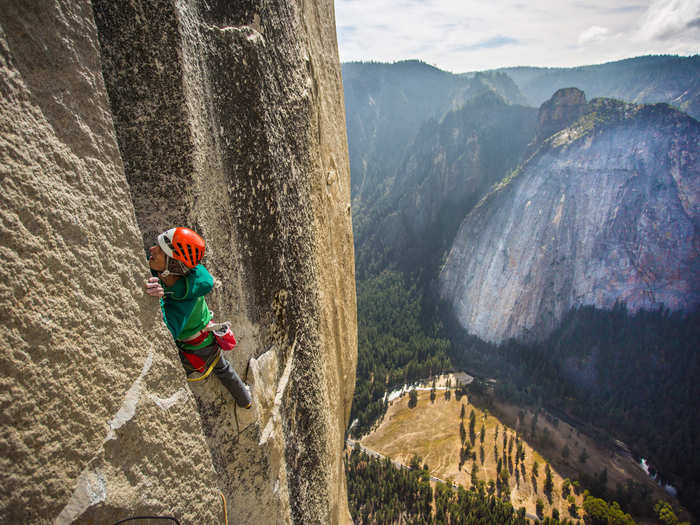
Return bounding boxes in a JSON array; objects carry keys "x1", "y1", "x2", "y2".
[
  {"x1": 0, "y1": 1, "x2": 356, "y2": 524},
  {"x1": 440, "y1": 96, "x2": 700, "y2": 344}
]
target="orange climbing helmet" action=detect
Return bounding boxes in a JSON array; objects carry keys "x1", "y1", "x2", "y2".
[{"x1": 157, "y1": 227, "x2": 206, "y2": 269}]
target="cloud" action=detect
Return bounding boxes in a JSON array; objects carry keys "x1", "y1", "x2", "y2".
[
  {"x1": 578, "y1": 25, "x2": 610, "y2": 45},
  {"x1": 639, "y1": 0, "x2": 700, "y2": 40},
  {"x1": 606, "y1": 5, "x2": 646, "y2": 13},
  {"x1": 572, "y1": 2, "x2": 645, "y2": 13},
  {"x1": 457, "y1": 35, "x2": 520, "y2": 51},
  {"x1": 334, "y1": 0, "x2": 699, "y2": 73}
]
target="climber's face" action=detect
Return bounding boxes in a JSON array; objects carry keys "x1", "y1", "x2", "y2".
[{"x1": 148, "y1": 244, "x2": 167, "y2": 272}]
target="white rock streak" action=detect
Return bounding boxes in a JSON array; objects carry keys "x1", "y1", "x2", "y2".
[
  {"x1": 54, "y1": 349, "x2": 187, "y2": 524},
  {"x1": 106, "y1": 350, "x2": 153, "y2": 441}
]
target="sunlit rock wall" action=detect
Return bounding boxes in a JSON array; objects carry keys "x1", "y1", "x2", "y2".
[
  {"x1": 0, "y1": 2, "x2": 222, "y2": 523},
  {"x1": 0, "y1": 1, "x2": 356, "y2": 524}
]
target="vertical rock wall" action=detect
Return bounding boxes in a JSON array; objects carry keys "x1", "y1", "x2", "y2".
[
  {"x1": 0, "y1": 2, "x2": 222, "y2": 523},
  {"x1": 1, "y1": 0, "x2": 356, "y2": 524}
]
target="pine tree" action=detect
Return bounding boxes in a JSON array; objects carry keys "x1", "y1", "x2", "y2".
[{"x1": 544, "y1": 463, "x2": 554, "y2": 494}]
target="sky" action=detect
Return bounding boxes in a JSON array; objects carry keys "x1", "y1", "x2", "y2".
[{"x1": 335, "y1": 0, "x2": 700, "y2": 72}]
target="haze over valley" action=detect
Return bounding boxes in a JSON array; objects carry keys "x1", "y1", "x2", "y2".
[{"x1": 343, "y1": 55, "x2": 699, "y2": 525}]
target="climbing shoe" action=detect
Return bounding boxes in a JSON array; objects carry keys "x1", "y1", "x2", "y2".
[{"x1": 238, "y1": 384, "x2": 252, "y2": 409}]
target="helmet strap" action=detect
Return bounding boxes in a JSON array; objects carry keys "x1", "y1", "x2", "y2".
[{"x1": 159, "y1": 254, "x2": 189, "y2": 279}]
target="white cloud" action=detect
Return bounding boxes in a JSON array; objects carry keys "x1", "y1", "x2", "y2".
[
  {"x1": 334, "y1": 0, "x2": 699, "y2": 72},
  {"x1": 578, "y1": 25, "x2": 610, "y2": 44},
  {"x1": 639, "y1": 0, "x2": 700, "y2": 40}
]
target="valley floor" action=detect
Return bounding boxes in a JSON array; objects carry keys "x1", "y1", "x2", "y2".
[{"x1": 358, "y1": 377, "x2": 676, "y2": 523}]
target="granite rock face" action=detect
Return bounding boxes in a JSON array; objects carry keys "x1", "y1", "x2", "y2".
[
  {"x1": 440, "y1": 95, "x2": 700, "y2": 343},
  {"x1": 0, "y1": 1, "x2": 356, "y2": 524},
  {"x1": 536, "y1": 87, "x2": 590, "y2": 143}
]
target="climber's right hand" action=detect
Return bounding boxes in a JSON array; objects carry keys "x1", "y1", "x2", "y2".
[{"x1": 144, "y1": 276, "x2": 164, "y2": 298}]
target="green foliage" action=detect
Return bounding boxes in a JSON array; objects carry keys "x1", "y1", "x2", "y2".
[
  {"x1": 350, "y1": 271, "x2": 452, "y2": 436},
  {"x1": 346, "y1": 447, "x2": 432, "y2": 524},
  {"x1": 654, "y1": 501, "x2": 690, "y2": 525},
  {"x1": 562, "y1": 479, "x2": 571, "y2": 498},
  {"x1": 408, "y1": 388, "x2": 418, "y2": 409},
  {"x1": 447, "y1": 304, "x2": 700, "y2": 518},
  {"x1": 583, "y1": 495, "x2": 636, "y2": 525},
  {"x1": 544, "y1": 464, "x2": 554, "y2": 495},
  {"x1": 536, "y1": 498, "x2": 545, "y2": 518},
  {"x1": 469, "y1": 409, "x2": 476, "y2": 443},
  {"x1": 346, "y1": 447, "x2": 529, "y2": 524}
]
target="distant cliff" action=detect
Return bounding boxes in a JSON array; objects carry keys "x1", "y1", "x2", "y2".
[
  {"x1": 0, "y1": 1, "x2": 356, "y2": 524},
  {"x1": 342, "y1": 61, "x2": 526, "y2": 217},
  {"x1": 441, "y1": 89, "x2": 700, "y2": 343},
  {"x1": 356, "y1": 91, "x2": 537, "y2": 275},
  {"x1": 498, "y1": 55, "x2": 700, "y2": 120}
]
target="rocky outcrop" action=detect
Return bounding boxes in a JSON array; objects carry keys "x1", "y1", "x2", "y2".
[
  {"x1": 0, "y1": 1, "x2": 356, "y2": 524},
  {"x1": 536, "y1": 88, "x2": 590, "y2": 142},
  {"x1": 500, "y1": 55, "x2": 700, "y2": 120},
  {"x1": 440, "y1": 95, "x2": 699, "y2": 343}
]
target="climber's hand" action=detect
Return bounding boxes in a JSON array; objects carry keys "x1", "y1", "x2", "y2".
[{"x1": 145, "y1": 276, "x2": 164, "y2": 298}]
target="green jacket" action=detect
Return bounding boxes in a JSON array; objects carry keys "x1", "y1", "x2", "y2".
[{"x1": 153, "y1": 264, "x2": 214, "y2": 351}]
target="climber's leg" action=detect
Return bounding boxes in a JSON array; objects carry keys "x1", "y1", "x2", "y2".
[
  {"x1": 180, "y1": 343, "x2": 252, "y2": 408},
  {"x1": 214, "y1": 353, "x2": 252, "y2": 409}
]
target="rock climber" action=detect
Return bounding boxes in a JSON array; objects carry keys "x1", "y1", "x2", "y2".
[{"x1": 144, "y1": 227, "x2": 252, "y2": 409}]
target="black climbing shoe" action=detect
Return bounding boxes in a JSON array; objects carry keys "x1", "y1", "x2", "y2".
[{"x1": 238, "y1": 384, "x2": 252, "y2": 409}]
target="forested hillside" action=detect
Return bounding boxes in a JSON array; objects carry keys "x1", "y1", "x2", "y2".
[
  {"x1": 473, "y1": 306, "x2": 700, "y2": 519},
  {"x1": 347, "y1": 444, "x2": 649, "y2": 525},
  {"x1": 346, "y1": 445, "x2": 537, "y2": 525},
  {"x1": 343, "y1": 60, "x2": 527, "y2": 215},
  {"x1": 355, "y1": 91, "x2": 537, "y2": 279},
  {"x1": 494, "y1": 55, "x2": 700, "y2": 119}
]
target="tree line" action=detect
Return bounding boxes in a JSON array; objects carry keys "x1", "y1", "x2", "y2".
[
  {"x1": 350, "y1": 270, "x2": 452, "y2": 437},
  {"x1": 446, "y1": 303, "x2": 699, "y2": 520},
  {"x1": 346, "y1": 444, "x2": 537, "y2": 524}
]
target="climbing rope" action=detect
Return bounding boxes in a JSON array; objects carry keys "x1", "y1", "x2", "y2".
[
  {"x1": 220, "y1": 491, "x2": 228, "y2": 524},
  {"x1": 112, "y1": 517, "x2": 180, "y2": 525}
]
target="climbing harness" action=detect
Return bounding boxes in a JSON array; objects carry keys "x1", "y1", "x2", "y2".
[
  {"x1": 180, "y1": 321, "x2": 236, "y2": 382},
  {"x1": 186, "y1": 349, "x2": 222, "y2": 383}
]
